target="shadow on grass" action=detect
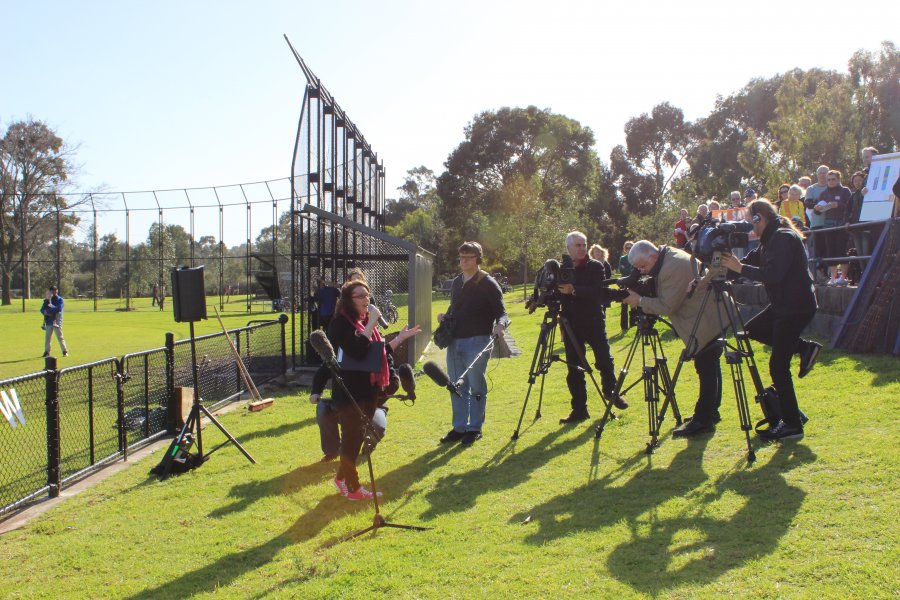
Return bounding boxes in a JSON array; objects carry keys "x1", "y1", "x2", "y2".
[
  {"x1": 420, "y1": 426, "x2": 590, "y2": 519},
  {"x1": 126, "y1": 443, "x2": 464, "y2": 600},
  {"x1": 513, "y1": 441, "x2": 814, "y2": 595},
  {"x1": 235, "y1": 417, "x2": 315, "y2": 444},
  {"x1": 806, "y1": 350, "x2": 898, "y2": 387}
]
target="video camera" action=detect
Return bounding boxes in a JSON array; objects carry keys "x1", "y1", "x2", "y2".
[
  {"x1": 688, "y1": 220, "x2": 753, "y2": 264},
  {"x1": 524, "y1": 256, "x2": 576, "y2": 314}
]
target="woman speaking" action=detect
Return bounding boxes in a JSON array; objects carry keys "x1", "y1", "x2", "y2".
[
  {"x1": 720, "y1": 198, "x2": 822, "y2": 441},
  {"x1": 328, "y1": 280, "x2": 419, "y2": 500}
]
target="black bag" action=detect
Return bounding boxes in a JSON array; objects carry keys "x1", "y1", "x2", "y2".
[
  {"x1": 433, "y1": 315, "x2": 455, "y2": 349},
  {"x1": 756, "y1": 385, "x2": 809, "y2": 432},
  {"x1": 755, "y1": 386, "x2": 781, "y2": 432}
]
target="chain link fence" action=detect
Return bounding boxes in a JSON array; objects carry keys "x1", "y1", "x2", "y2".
[{"x1": 0, "y1": 318, "x2": 287, "y2": 518}]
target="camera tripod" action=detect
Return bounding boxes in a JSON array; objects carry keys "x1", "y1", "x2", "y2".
[
  {"x1": 512, "y1": 302, "x2": 611, "y2": 440},
  {"x1": 661, "y1": 265, "x2": 765, "y2": 463},
  {"x1": 594, "y1": 309, "x2": 681, "y2": 453}
]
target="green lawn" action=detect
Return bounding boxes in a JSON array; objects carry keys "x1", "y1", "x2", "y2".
[
  {"x1": 0, "y1": 297, "x2": 286, "y2": 380},
  {"x1": 0, "y1": 291, "x2": 897, "y2": 598}
]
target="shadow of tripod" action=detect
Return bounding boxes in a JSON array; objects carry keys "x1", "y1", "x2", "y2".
[
  {"x1": 594, "y1": 308, "x2": 681, "y2": 453},
  {"x1": 512, "y1": 300, "x2": 611, "y2": 440}
]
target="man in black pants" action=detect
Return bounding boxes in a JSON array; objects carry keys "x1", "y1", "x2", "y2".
[
  {"x1": 722, "y1": 199, "x2": 821, "y2": 441},
  {"x1": 558, "y1": 231, "x2": 629, "y2": 424}
]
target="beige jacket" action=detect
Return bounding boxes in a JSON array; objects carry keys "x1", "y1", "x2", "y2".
[{"x1": 639, "y1": 247, "x2": 723, "y2": 354}]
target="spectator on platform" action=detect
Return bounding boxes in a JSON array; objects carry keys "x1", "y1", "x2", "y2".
[
  {"x1": 775, "y1": 184, "x2": 790, "y2": 211},
  {"x1": 779, "y1": 185, "x2": 808, "y2": 224},
  {"x1": 729, "y1": 191, "x2": 743, "y2": 208},
  {"x1": 816, "y1": 170, "x2": 851, "y2": 285},
  {"x1": 673, "y1": 208, "x2": 689, "y2": 249},
  {"x1": 693, "y1": 203, "x2": 710, "y2": 227},
  {"x1": 744, "y1": 188, "x2": 757, "y2": 204},
  {"x1": 798, "y1": 176, "x2": 812, "y2": 192},
  {"x1": 708, "y1": 199, "x2": 720, "y2": 212},
  {"x1": 847, "y1": 171, "x2": 871, "y2": 259}
]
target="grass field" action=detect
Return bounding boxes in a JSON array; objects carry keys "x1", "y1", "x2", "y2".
[
  {"x1": 0, "y1": 297, "x2": 288, "y2": 380},
  {"x1": 0, "y1": 290, "x2": 897, "y2": 598}
]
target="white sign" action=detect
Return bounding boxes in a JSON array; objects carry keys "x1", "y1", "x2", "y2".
[
  {"x1": 0, "y1": 389, "x2": 26, "y2": 428},
  {"x1": 861, "y1": 151, "x2": 900, "y2": 221}
]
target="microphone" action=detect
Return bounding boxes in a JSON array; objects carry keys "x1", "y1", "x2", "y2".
[
  {"x1": 309, "y1": 330, "x2": 340, "y2": 370},
  {"x1": 397, "y1": 363, "x2": 416, "y2": 401},
  {"x1": 368, "y1": 304, "x2": 390, "y2": 329},
  {"x1": 423, "y1": 361, "x2": 460, "y2": 397}
]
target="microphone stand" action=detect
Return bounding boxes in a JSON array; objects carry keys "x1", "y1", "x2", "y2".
[
  {"x1": 320, "y1": 357, "x2": 431, "y2": 543},
  {"x1": 451, "y1": 334, "x2": 499, "y2": 389}
]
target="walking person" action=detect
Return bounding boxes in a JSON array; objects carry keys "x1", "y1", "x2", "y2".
[{"x1": 42, "y1": 286, "x2": 69, "y2": 358}]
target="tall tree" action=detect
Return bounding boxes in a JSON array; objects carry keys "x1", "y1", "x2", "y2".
[
  {"x1": 437, "y1": 106, "x2": 598, "y2": 268},
  {"x1": 0, "y1": 119, "x2": 80, "y2": 304},
  {"x1": 620, "y1": 102, "x2": 690, "y2": 212},
  {"x1": 848, "y1": 41, "x2": 900, "y2": 153}
]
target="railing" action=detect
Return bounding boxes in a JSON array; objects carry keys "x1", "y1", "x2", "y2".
[{"x1": 0, "y1": 317, "x2": 287, "y2": 518}]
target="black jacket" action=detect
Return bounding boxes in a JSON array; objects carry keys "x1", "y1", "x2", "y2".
[
  {"x1": 740, "y1": 221, "x2": 817, "y2": 316},
  {"x1": 560, "y1": 258, "x2": 628, "y2": 328},
  {"x1": 326, "y1": 313, "x2": 397, "y2": 406},
  {"x1": 448, "y1": 270, "x2": 507, "y2": 339}
]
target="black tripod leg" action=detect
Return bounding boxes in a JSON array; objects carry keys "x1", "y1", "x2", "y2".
[
  {"x1": 198, "y1": 404, "x2": 256, "y2": 463},
  {"x1": 513, "y1": 316, "x2": 555, "y2": 439},
  {"x1": 594, "y1": 332, "x2": 640, "y2": 439}
]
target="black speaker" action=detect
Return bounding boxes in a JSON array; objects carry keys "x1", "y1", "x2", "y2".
[{"x1": 171, "y1": 266, "x2": 207, "y2": 323}]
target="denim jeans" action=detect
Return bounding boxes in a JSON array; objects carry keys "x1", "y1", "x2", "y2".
[
  {"x1": 446, "y1": 335, "x2": 491, "y2": 432},
  {"x1": 316, "y1": 399, "x2": 386, "y2": 456}
]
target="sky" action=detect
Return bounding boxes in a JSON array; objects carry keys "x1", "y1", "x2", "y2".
[{"x1": 3, "y1": 0, "x2": 896, "y2": 245}]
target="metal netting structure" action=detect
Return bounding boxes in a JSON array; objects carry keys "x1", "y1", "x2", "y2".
[{"x1": 285, "y1": 38, "x2": 433, "y2": 366}]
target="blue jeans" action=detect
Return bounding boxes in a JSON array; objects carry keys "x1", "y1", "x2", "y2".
[
  {"x1": 446, "y1": 335, "x2": 491, "y2": 432},
  {"x1": 316, "y1": 399, "x2": 386, "y2": 456}
]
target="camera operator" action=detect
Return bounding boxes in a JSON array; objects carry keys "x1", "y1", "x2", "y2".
[
  {"x1": 623, "y1": 241, "x2": 725, "y2": 437},
  {"x1": 558, "y1": 231, "x2": 629, "y2": 424},
  {"x1": 720, "y1": 199, "x2": 821, "y2": 441}
]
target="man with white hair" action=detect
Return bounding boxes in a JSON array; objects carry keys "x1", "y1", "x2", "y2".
[
  {"x1": 557, "y1": 231, "x2": 629, "y2": 423},
  {"x1": 622, "y1": 241, "x2": 724, "y2": 436}
]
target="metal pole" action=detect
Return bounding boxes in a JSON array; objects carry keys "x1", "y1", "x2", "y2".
[
  {"x1": 122, "y1": 193, "x2": 131, "y2": 310},
  {"x1": 90, "y1": 194, "x2": 98, "y2": 312},
  {"x1": 214, "y1": 188, "x2": 225, "y2": 310}
]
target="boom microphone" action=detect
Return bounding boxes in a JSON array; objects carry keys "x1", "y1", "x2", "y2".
[
  {"x1": 309, "y1": 330, "x2": 339, "y2": 369},
  {"x1": 423, "y1": 361, "x2": 460, "y2": 397},
  {"x1": 397, "y1": 363, "x2": 416, "y2": 401}
]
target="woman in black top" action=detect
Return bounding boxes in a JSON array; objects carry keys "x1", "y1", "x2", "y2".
[
  {"x1": 721, "y1": 199, "x2": 821, "y2": 441},
  {"x1": 328, "y1": 280, "x2": 419, "y2": 500}
]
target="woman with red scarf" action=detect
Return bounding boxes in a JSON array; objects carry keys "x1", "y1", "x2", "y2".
[{"x1": 328, "y1": 280, "x2": 419, "y2": 500}]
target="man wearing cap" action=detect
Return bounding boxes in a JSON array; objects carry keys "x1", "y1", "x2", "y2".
[{"x1": 42, "y1": 286, "x2": 69, "y2": 358}]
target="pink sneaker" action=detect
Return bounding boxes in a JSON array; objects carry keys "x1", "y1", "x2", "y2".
[
  {"x1": 333, "y1": 476, "x2": 348, "y2": 497},
  {"x1": 345, "y1": 486, "x2": 382, "y2": 501}
]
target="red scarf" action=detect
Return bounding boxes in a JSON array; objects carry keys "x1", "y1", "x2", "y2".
[{"x1": 341, "y1": 309, "x2": 390, "y2": 389}]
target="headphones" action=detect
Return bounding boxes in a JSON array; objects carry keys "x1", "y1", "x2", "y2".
[{"x1": 751, "y1": 213, "x2": 761, "y2": 224}]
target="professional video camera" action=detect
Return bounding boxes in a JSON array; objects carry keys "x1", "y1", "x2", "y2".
[
  {"x1": 688, "y1": 220, "x2": 753, "y2": 264},
  {"x1": 524, "y1": 256, "x2": 576, "y2": 314}
]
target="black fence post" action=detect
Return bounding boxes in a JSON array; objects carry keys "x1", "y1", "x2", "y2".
[
  {"x1": 45, "y1": 356, "x2": 61, "y2": 499},
  {"x1": 165, "y1": 332, "x2": 175, "y2": 433},
  {"x1": 280, "y1": 314, "x2": 288, "y2": 375},
  {"x1": 114, "y1": 358, "x2": 128, "y2": 461}
]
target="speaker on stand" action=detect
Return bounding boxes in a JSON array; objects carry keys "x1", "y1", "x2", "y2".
[{"x1": 155, "y1": 266, "x2": 255, "y2": 480}]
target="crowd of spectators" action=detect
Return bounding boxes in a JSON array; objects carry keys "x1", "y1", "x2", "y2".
[{"x1": 672, "y1": 146, "x2": 899, "y2": 287}]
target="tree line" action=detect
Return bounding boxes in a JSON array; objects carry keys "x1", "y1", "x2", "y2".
[{"x1": 386, "y1": 41, "x2": 898, "y2": 282}]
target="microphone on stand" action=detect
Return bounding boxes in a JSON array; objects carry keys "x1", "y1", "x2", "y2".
[
  {"x1": 309, "y1": 330, "x2": 340, "y2": 371},
  {"x1": 423, "y1": 361, "x2": 461, "y2": 397}
]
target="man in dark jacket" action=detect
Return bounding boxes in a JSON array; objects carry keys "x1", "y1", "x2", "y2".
[
  {"x1": 558, "y1": 231, "x2": 629, "y2": 424},
  {"x1": 42, "y1": 285, "x2": 68, "y2": 358},
  {"x1": 437, "y1": 241, "x2": 508, "y2": 445}
]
